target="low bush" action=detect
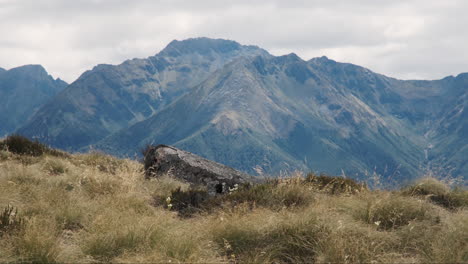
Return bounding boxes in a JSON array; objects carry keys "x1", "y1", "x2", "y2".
[
  {"x1": 0, "y1": 134, "x2": 45, "y2": 156},
  {"x1": 0, "y1": 134, "x2": 65, "y2": 157}
]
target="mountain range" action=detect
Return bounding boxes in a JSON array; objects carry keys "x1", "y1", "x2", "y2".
[{"x1": 5, "y1": 37, "x2": 467, "y2": 183}]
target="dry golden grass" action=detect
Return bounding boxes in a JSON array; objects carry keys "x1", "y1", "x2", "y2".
[{"x1": 0, "y1": 148, "x2": 466, "y2": 263}]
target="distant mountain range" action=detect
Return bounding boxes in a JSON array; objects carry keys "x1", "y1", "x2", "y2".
[
  {"x1": 5, "y1": 37, "x2": 467, "y2": 183},
  {"x1": 0, "y1": 65, "x2": 67, "y2": 137}
]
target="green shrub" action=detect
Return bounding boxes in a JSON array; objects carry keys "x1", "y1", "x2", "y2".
[
  {"x1": 0, "y1": 134, "x2": 45, "y2": 156},
  {"x1": 0, "y1": 134, "x2": 65, "y2": 157},
  {"x1": 306, "y1": 173, "x2": 367, "y2": 194}
]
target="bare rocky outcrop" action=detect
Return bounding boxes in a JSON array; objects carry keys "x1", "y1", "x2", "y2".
[{"x1": 144, "y1": 145, "x2": 259, "y2": 195}]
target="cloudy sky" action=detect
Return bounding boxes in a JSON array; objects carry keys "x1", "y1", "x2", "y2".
[{"x1": 1, "y1": 0, "x2": 467, "y2": 83}]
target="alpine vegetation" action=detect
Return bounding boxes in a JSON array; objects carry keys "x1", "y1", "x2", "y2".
[{"x1": 0, "y1": 138, "x2": 466, "y2": 263}]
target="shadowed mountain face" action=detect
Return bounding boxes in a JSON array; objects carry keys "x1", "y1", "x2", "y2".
[
  {"x1": 16, "y1": 38, "x2": 468, "y2": 182},
  {"x1": 0, "y1": 65, "x2": 67, "y2": 137}
]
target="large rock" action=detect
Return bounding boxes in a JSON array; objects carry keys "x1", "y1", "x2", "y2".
[{"x1": 144, "y1": 145, "x2": 259, "y2": 195}]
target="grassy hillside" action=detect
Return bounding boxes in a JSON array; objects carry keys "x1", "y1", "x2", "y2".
[{"x1": 0, "y1": 136, "x2": 467, "y2": 263}]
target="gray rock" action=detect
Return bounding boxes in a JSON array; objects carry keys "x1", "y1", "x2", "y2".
[{"x1": 144, "y1": 145, "x2": 258, "y2": 195}]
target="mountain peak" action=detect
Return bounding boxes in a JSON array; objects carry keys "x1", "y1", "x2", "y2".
[
  {"x1": 11, "y1": 64, "x2": 46, "y2": 72},
  {"x1": 55, "y1": 77, "x2": 68, "y2": 87},
  {"x1": 286, "y1": 52, "x2": 301, "y2": 59},
  {"x1": 159, "y1": 37, "x2": 266, "y2": 57},
  {"x1": 274, "y1": 53, "x2": 303, "y2": 63},
  {"x1": 0, "y1": 64, "x2": 67, "y2": 137},
  {"x1": 309, "y1": 56, "x2": 335, "y2": 65},
  {"x1": 455, "y1": 72, "x2": 468, "y2": 80},
  {"x1": 5, "y1": 64, "x2": 53, "y2": 80}
]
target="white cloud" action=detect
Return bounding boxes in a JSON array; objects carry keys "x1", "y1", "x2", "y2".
[{"x1": 0, "y1": 0, "x2": 467, "y2": 82}]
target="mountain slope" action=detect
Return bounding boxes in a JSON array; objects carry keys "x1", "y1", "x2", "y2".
[
  {"x1": 425, "y1": 74, "x2": 468, "y2": 178},
  {"x1": 17, "y1": 38, "x2": 268, "y2": 150},
  {"x1": 0, "y1": 65, "x2": 67, "y2": 137},
  {"x1": 97, "y1": 55, "x2": 426, "y2": 180}
]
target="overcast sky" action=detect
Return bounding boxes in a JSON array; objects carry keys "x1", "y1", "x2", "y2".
[{"x1": 1, "y1": 0, "x2": 467, "y2": 83}]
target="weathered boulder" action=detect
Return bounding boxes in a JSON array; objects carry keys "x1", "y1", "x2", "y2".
[{"x1": 144, "y1": 145, "x2": 259, "y2": 195}]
